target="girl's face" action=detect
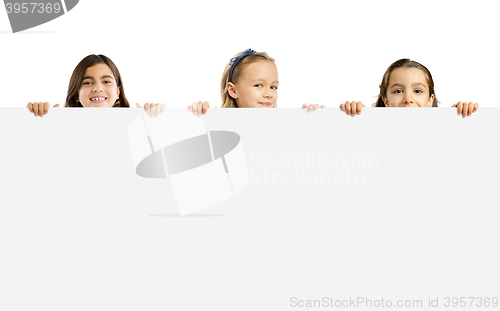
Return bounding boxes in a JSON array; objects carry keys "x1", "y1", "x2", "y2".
[
  {"x1": 77, "y1": 63, "x2": 120, "y2": 107},
  {"x1": 229, "y1": 60, "x2": 279, "y2": 108},
  {"x1": 383, "y1": 67, "x2": 434, "y2": 107}
]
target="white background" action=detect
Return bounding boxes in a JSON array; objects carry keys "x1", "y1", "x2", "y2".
[
  {"x1": 1, "y1": 2, "x2": 499, "y2": 310},
  {"x1": 0, "y1": 0, "x2": 499, "y2": 108}
]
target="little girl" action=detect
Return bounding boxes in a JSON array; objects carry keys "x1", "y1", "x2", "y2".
[
  {"x1": 27, "y1": 54, "x2": 165, "y2": 117},
  {"x1": 340, "y1": 58, "x2": 479, "y2": 117},
  {"x1": 188, "y1": 48, "x2": 324, "y2": 115}
]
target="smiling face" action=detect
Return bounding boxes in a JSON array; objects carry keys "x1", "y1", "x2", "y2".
[
  {"x1": 383, "y1": 67, "x2": 434, "y2": 107},
  {"x1": 77, "y1": 63, "x2": 120, "y2": 107},
  {"x1": 228, "y1": 60, "x2": 279, "y2": 108}
]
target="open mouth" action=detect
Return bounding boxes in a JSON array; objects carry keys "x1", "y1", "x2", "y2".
[{"x1": 90, "y1": 96, "x2": 107, "y2": 102}]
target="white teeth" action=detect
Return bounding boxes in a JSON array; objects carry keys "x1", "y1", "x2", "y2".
[{"x1": 91, "y1": 97, "x2": 106, "y2": 101}]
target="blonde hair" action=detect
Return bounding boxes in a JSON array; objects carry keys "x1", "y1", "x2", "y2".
[{"x1": 220, "y1": 51, "x2": 275, "y2": 108}]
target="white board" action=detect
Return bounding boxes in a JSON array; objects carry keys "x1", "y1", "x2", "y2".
[{"x1": 0, "y1": 107, "x2": 498, "y2": 310}]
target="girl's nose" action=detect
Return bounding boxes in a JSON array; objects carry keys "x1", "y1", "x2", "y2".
[
  {"x1": 404, "y1": 93, "x2": 413, "y2": 104},
  {"x1": 92, "y1": 83, "x2": 103, "y2": 92}
]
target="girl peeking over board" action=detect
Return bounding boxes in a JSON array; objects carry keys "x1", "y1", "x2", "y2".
[
  {"x1": 188, "y1": 48, "x2": 325, "y2": 115},
  {"x1": 27, "y1": 54, "x2": 165, "y2": 118},
  {"x1": 340, "y1": 58, "x2": 479, "y2": 118}
]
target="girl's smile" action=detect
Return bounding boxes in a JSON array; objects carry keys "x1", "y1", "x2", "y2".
[
  {"x1": 228, "y1": 60, "x2": 279, "y2": 108},
  {"x1": 78, "y1": 63, "x2": 120, "y2": 108}
]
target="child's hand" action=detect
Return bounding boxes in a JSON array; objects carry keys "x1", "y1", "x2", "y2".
[
  {"x1": 188, "y1": 101, "x2": 210, "y2": 116},
  {"x1": 136, "y1": 103, "x2": 166, "y2": 118},
  {"x1": 452, "y1": 102, "x2": 479, "y2": 118},
  {"x1": 340, "y1": 101, "x2": 364, "y2": 117},
  {"x1": 302, "y1": 103, "x2": 326, "y2": 110},
  {"x1": 27, "y1": 102, "x2": 60, "y2": 117}
]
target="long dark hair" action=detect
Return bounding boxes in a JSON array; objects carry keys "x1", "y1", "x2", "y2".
[
  {"x1": 65, "y1": 54, "x2": 130, "y2": 107},
  {"x1": 374, "y1": 58, "x2": 438, "y2": 107}
]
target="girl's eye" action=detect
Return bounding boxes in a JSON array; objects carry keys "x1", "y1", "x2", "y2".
[
  {"x1": 415, "y1": 89, "x2": 422, "y2": 94},
  {"x1": 394, "y1": 89, "x2": 402, "y2": 94},
  {"x1": 82, "y1": 81, "x2": 92, "y2": 85},
  {"x1": 254, "y1": 84, "x2": 262, "y2": 88},
  {"x1": 271, "y1": 86, "x2": 278, "y2": 90},
  {"x1": 104, "y1": 80, "x2": 112, "y2": 84}
]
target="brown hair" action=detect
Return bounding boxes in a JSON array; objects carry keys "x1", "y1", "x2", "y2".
[
  {"x1": 220, "y1": 51, "x2": 275, "y2": 108},
  {"x1": 374, "y1": 58, "x2": 438, "y2": 107},
  {"x1": 65, "y1": 54, "x2": 130, "y2": 107}
]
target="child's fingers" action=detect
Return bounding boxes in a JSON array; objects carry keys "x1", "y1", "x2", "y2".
[
  {"x1": 302, "y1": 104, "x2": 308, "y2": 109},
  {"x1": 202, "y1": 101, "x2": 210, "y2": 114},
  {"x1": 149, "y1": 103, "x2": 158, "y2": 117},
  {"x1": 194, "y1": 102, "x2": 201, "y2": 116},
  {"x1": 147, "y1": 103, "x2": 156, "y2": 117},
  {"x1": 463, "y1": 102, "x2": 479, "y2": 117},
  {"x1": 42, "y1": 102, "x2": 50, "y2": 116},
  {"x1": 188, "y1": 101, "x2": 209, "y2": 116},
  {"x1": 152, "y1": 103, "x2": 165, "y2": 117},
  {"x1": 350, "y1": 102, "x2": 358, "y2": 116},
  {"x1": 150, "y1": 103, "x2": 161, "y2": 118},
  {"x1": 34, "y1": 102, "x2": 49, "y2": 117},
  {"x1": 34, "y1": 102, "x2": 45, "y2": 117},
  {"x1": 53, "y1": 104, "x2": 60, "y2": 108},
  {"x1": 27, "y1": 102, "x2": 57, "y2": 117},
  {"x1": 160, "y1": 103, "x2": 166, "y2": 115},
  {"x1": 191, "y1": 102, "x2": 200, "y2": 116},
  {"x1": 341, "y1": 101, "x2": 363, "y2": 117},
  {"x1": 321, "y1": 105, "x2": 326, "y2": 109},
  {"x1": 459, "y1": 102, "x2": 469, "y2": 118},
  {"x1": 33, "y1": 102, "x2": 39, "y2": 116},
  {"x1": 455, "y1": 102, "x2": 464, "y2": 116},
  {"x1": 136, "y1": 103, "x2": 142, "y2": 108},
  {"x1": 341, "y1": 101, "x2": 356, "y2": 116},
  {"x1": 355, "y1": 102, "x2": 364, "y2": 115},
  {"x1": 467, "y1": 102, "x2": 475, "y2": 117},
  {"x1": 145, "y1": 102, "x2": 157, "y2": 118},
  {"x1": 344, "y1": 102, "x2": 353, "y2": 115}
]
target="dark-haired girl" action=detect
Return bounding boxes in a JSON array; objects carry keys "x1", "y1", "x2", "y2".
[
  {"x1": 27, "y1": 54, "x2": 164, "y2": 117},
  {"x1": 340, "y1": 58, "x2": 479, "y2": 118}
]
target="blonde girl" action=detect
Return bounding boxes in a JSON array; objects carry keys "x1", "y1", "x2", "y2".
[{"x1": 188, "y1": 48, "x2": 324, "y2": 115}]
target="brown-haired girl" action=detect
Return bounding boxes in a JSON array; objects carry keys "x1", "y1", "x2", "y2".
[
  {"x1": 27, "y1": 54, "x2": 165, "y2": 117},
  {"x1": 188, "y1": 48, "x2": 324, "y2": 116},
  {"x1": 340, "y1": 58, "x2": 479, "y2": 118}
]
